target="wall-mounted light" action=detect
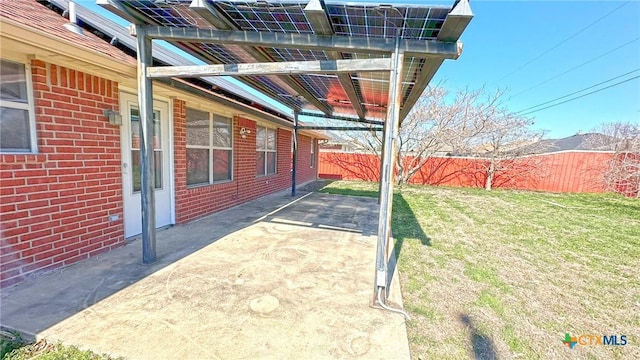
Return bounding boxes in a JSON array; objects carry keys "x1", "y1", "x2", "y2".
[
  {"x1": 240, "y1": 127, "x2": 251, "y2": 139},
  {"x1": 104, "y1": 109, "x2": 122, "y2": 126}
]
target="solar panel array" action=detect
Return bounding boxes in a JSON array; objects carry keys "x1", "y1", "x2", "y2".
[{"x1": 116, "y1": 0, "x2": 452, "y2": 119}]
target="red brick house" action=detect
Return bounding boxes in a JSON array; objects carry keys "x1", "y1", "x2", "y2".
[{"x1": 0, "y1": 0, "x2": 322, "y2": 287}]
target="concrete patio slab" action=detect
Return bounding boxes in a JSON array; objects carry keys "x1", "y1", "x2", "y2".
[{"x1": 1, "y1": 188, "x2": 409, "y2": 359}]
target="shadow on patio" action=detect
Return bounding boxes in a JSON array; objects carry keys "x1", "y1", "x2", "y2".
[
  {"x1": 317, "y1": 185, "x2": 430, "y2": 296},
  {"x1": 0, "y1": 183, "x2": 410, "y2": 359}
]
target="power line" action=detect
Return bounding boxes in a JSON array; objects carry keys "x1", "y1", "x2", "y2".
[
  {"x1": 494, "y1": 1, "x2": 631, "y2": 84},
  {"x1": 518, "y1": 75, "x2": 639, "y2": 116},
  {"x1": 510, "y1": 37, "x2": 640, "y2": 99},
  {"x1": 515, "y1": 68, "x2": 640, "y2": 114}
]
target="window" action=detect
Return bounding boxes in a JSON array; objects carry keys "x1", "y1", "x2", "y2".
[
  {"x1": 0, "y1": 59, "x2": 36, "y2": 153},
  {"x1": 256, "y1": 125, "x2": 276, "y2": 176},
  {"x1": 130, "y1": 108, "x2": 163, "y2": 192},
  {"x1": 186, "y1": 108, "x2": 232, "y2": 186},
  {"x1": 310, "y1": 139, "x2": 315, "y2": 168}
]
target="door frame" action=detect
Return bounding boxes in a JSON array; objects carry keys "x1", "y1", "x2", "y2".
[{"x1": 119, "y1": 89, "x2": 176, "y2": 237}]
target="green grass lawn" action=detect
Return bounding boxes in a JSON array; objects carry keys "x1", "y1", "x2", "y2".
[
  {"x1": 321, "y1": 181, "x2": 640, "y2": 360},
  {"x1": 1, "y1": 331, "x2": 121, "y2": 360}
]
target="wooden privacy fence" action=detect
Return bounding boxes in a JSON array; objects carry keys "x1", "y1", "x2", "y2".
[{"x1": 319, "y1": 151, "x2": 617, "y2": 193}]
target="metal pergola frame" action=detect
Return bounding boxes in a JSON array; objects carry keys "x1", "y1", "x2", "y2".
[{"x1": 100, "y1": 0, "x2": 473, "y2": 308}]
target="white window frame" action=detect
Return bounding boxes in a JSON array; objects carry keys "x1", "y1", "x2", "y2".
[
  {"x1": 186, "y1": 108, "x2": 233, "y2": 186},
  {"x1": 0, "y1": 58, "x2": 37, "y2": 153},
  {"x1": 256, "y1": 125, "x2": 277, "y2": 176}
]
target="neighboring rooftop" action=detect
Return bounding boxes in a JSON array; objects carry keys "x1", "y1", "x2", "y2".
[{"x1": 521, "y1": 133, "x2": 620, "y2": 154}]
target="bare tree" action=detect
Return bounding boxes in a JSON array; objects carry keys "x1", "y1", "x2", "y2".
[
  {"x1": 587, "y1": 121, "x2": 640, "y2": 197},
  {"x1": 340, "y1": 86, "x2": 489, "y2": 184},
  {"x1": 335, "y1": 87, "x2": 542, "y2": 188},
  {"x1": 465, "y1": 90, "x2": 542, "y2": 190},
  {"x1": 394, "y1": 87, "x2": 491, "y2": 184}
]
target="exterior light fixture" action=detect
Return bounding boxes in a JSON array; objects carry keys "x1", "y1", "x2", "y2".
[
  {"x1": 104, "y1": 109, "x2": 122, "y2": 126},
  {"x1": 240, "y1": 127, "x2": 251, "y2": 139}
]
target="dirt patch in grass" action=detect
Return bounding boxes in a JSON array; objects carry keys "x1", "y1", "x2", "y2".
[{"x1": 322, "y1": 181, "x2": 640, "y2": 360}]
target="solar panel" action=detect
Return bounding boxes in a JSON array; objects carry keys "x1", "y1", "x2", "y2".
[
  {"x1": 114, "y1": 0, "x2": 459, "y2": 120},
  {"x1": 216, "y1": 1, "x2": 313, "y2": 34}
]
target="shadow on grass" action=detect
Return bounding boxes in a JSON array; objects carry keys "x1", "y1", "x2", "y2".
[
  {"x1": 459, "y1": 314, "x2": 497, "y2": 360},
  {"x1": 319, "y1": 186, "x2": 431, "y2": 267}
]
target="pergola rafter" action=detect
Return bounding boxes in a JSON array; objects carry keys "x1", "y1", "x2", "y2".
[
  {"x1": 187, "y1": 0, "x2": 335, "y2": 115},
  {"x1": 99, "y1": 0, "x2": 473, "y2": 311},
  {"x1": 132, "y1": 26, "x2": 463, "y2": 59},
  {"x1": 146, "y1": 58, "x2": 392, "y2": 78}
]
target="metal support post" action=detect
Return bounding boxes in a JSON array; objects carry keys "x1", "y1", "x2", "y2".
[
  {"x1": 136, "y1": 26, "x2": 157, "y2": 263},
  {"x1": 374, "y1": 35, "x2": 404, "y2": 298},
  {"x1": 378, "y1": 126, "x2": 385, "y2": 205},
  {"x1": 291, "y1": 111, "x2": 299, "y2": 196}
]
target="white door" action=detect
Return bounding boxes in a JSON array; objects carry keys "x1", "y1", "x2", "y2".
[{"x1": 120, "y1": 92, "x2": 173, "y2": 238}]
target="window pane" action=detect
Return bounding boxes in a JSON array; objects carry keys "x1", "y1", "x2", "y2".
[
  {"x1": 130, "y1": 108, "x2": 161, "y2": 149},
  {"x1": 154, "y1": 151, "x2": 163, "y2": 189},
  {"x1": 0, "y1": 107, "x2": 30, "y2": 151},
  {"x1": 130, "y1": 108, "x2": 140, "y2": 149},
  {"x1": 213, "y1": 149, "x2": 232, "y2": 181},
  {"x1": 213, "y1": 116, "x2": 231, "y2": 148},
  {"x1": 186, "y1": 108, "x2": 209, "y2": 147},
  {"x1": 187, "y1": 148, "x2": 209, "y2": 185},
  {"x1": 256, "y1": 151, "x2": 265, "y2": 176},
  {"x1": 256, "y1": 126, "x2": 265, "y2": 150},
  {"x1": 129, "y1": 108, "x2": 162, "y2": 150},
  {"x1": 267, "y1": 152, "x2": 276, "y2": 174},
  {"x1": 267, "y1": 128, "x2": 276, "y2": 150},
  {"x1": 131, "y1": 150, "x2": 162, "y2": 192},
  {"x1": 132, "y1": 150, "x2": 140, "y2": 192},
  {"x1": 153, "y1": 111, "x2": 161, "y2": 150},
  {"x1": 0, "y1": 60, "x2": 28, "y2": 103}
]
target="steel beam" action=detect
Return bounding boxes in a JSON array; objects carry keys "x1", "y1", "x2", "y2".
[
  {"x1": 438, "y1": 0, "x2": 474, "y2": 42},
  {"x1": 305, "y1": 0, "x2": 367, "y2": 119},
  {"x1": 297, "y1": 126, "x2": 383, "y2": 131},
  {"x1": 146, "y1": 58, "x2": 391, "y2": 78},
  {"x1": 189, "y1": 0, "x2": 232, "y2": 31},
  {"x1": 298, "y1": 111, "x2": 384, "y2": 126},
  {"x1": 399, "y1": 59, "x2": 444, "y2": 122},
  {"x1": 378, "y1": 125, "x2": 385, "y2": 205},
  {"x1": 375, "y1": 35, "x2": 404, "y2": 296},
  {"x1": 291, "y1": 112, "x2": 299, "y2": 197},
  {"x1": 96, "y1": 0, "x2": 147, "y2": 24},
  {"x1": 400, "y1": 0, "x2": 472, "y2": 121},
  {"x1": 189, "y1": 0, "x2": 334, "y2": 116},
  {"x1": 159, "y1": 78, "x2": 293, "y2": 128},
  {"x1": 135, "y1": 26, "x2": 462, "y2": 58},
  {"x1": 135, "y1": 26, "x2": 157, "y2": 264}
]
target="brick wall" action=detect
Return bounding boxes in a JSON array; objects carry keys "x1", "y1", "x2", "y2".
[
  {"x1": 173, "y1": 102, "x2": 300, "y2": 224},
  {"x1": 0, "y1": 60, "x2": 124, "y2": 287},
  {"x1": 295, "y1": 135, "x2": 318, "y2": 184},
  {"x1": 0, "y1": 64, "x2": 320, "y2": 287}
]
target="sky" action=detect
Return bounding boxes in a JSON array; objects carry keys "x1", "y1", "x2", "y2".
[
  {"x1": 430, "y1": 0, "x2": 640, "y2": 138},
  {"x1": 79, "y1": 0, "x2": 640, "y2": 139}
]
